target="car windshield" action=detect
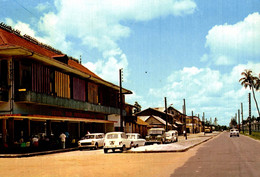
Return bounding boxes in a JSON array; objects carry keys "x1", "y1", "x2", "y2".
[
  {"x1": 106, "y1": 134, "x2": 118, "y2": 139},
  {"x1": 165, "y1": 133, "x2": 171, "y2": 137},
  {"x1": 84, "y1": 135, "x2": 95, "y2": 139}
]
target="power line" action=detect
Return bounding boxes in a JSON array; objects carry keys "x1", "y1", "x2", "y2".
[{"x1": 12, "y1": 0, "x2": 99, "y2": 61}]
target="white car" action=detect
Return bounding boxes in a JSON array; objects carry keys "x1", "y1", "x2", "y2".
[
  {"x1": 230, "y1": 129, "x2": 239, "y2": 137},
  {"x1": 165, "y1": 130, "x2": 178, "y2": 143},
  {"x1": 126, "y1": 133, "x2": 146, "y2": 147},
  {"x1": 78, "y1": 133, "x2": 104, "y2": 150},
  {"x1": 103, "y1": 132, "x2": 132, "y2": 153}
]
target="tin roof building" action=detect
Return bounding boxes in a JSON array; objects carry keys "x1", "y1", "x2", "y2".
[{"x1": 0, "y1": 23, "x2": 132, "y2": 150}]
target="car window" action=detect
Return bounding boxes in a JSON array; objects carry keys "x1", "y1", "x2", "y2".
[
  {"x1": 127, "y1": 135, "x2": 135, "y2": 139},
  {"x1": 85, "y1": 135, "x2": 95, "y2": 139},
  {"x1": 121, "y1": 133, "x2": 127, "y2": 139},
  {"x1": 106, "y1": 134, "x2": 118, "y2": 139},
  {"x1": 98, "y1": 135, "x2": 103, "y2": 139}
]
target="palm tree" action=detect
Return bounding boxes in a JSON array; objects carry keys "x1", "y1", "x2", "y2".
[
  {"x1": 254, "y1": 74, "x2": 260, "y2": 91},
  {"x1": 239, "y1": 69, "x2": 260, "y2": 117}
]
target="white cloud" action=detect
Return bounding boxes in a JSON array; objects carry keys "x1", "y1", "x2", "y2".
[
  {"x1": 149, "y1": 62, "x2": 260, "y2": 125},
  {"x1": 205, "y1": 12, "x2": 260, "y2": 66},
  {"x1": 36, "y1": 2, "x2": 51, "y2": 12},
  {"x1": 4, "y1": 18, "x2": 47, "y2": 44},
  {"x1": 36, "y1": 0, "x2": 196, "y2": 83},
  {"x1": 4, "y1": 0, "x2": 197, "y2": 84}
]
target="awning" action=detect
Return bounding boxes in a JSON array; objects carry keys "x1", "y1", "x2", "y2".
[{"x1": 0, "y1": 114, "x2": 116, "y2": 124}]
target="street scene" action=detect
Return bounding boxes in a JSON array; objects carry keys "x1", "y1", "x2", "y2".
[
  {"x1": 0, "y1": 132, "x2": 260, "y2": 177},
  {"x1": 1, "y1": 0, "x2": 260, "y2": 177}
]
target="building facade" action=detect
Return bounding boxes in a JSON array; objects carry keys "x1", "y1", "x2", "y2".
[{"x1": 0, "y1": 23, "x2": 132, "y2": 149}]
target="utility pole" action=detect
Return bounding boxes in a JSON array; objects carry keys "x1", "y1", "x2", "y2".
[
  {"x1": 241, "y1": 103, "x2": 244, "y2": 134},
  {"x1": 192, "y1": 111, "x2": 194, "y2": 134},
  {"x1": 249, "y1": 93, "x2": 252, "y2": 135},
  {"x1": 238, "y1": 109, "x2": 240, "y2": 132},
  {"x1": 164, "y1": 97, "x2": 168, "y2": 132},
  {"x1": 119, "y1": 68, "x2": 124, "y2": 132},
  {"x1": 203, "y1": 112, "x2": 205, "y2": 133},
  {"x1": 183, "y1": 99, "x2": 187, "y2": 140}
]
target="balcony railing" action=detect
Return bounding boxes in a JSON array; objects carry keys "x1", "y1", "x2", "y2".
[{"x1": 15, "y1": 91, "x2": 121, "y2": 115}]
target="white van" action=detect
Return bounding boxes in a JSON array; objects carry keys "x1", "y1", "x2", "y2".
[
  {"x1": 165, "y1": 130, "x2": 178, "y2": 143},
  {"x1": 103, "y1": 132, "x2": 132, "y2": 153}
]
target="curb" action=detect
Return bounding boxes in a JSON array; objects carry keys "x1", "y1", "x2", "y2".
[{"x1": 0, "y1": 147, "x2": 79, "y2": 158}]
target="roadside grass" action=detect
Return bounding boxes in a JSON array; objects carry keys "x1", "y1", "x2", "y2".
[{"x1": 241, "y1": 131, "x2": 260, "y2": 140}]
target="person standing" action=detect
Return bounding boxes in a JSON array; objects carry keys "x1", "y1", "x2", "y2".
[{"x1": 59, "y1": 133, "x2": 66, "y2": 149}]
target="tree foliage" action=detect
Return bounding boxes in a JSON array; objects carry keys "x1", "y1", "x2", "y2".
[{"x1": 239, "y1": 69, "x2": 260, "y2": 117}]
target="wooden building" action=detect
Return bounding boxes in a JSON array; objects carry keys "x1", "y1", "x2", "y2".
[
  {"x1": 135, "y1": 107, "x2": 177, "y2": 131},
  {"x1": 0, "y1": 23, "x2": 132, "y2": 149}
]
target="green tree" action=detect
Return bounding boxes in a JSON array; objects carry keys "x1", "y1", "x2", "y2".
[
  {"x1": 239, "y1": 69, "x2": 260, "y2": 117},
  {"x1": 254, "y1": 73, "x2": 260, "y2": 91},
  {"x1": 229, "y1": 118, "x2": 237, "y2": 128},
  {"x1": 133, "y1": 101, "x2": 142, "y2": 113}
]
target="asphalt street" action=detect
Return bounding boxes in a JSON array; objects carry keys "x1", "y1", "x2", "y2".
[
  {"x1": 0, "y1": 132, "x2": 259, "y2": 177},
  {"x1": 171, "y1": 132, "x2": 260, "y2": 177}
]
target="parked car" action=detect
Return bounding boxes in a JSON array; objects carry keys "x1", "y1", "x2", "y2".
[
  {"x1": 78, "y1": 133, "x2": 104, "y2": 150},
  {"x1": 145, "y1": 128, "x2": 166, "y2": 144},
  {"x1": 126, "y1": 133, "x2": 146, "y2": 147},
  {"x1": 230, "y1": 129, "x2": 239, "y2": 137},
  {"x1": 204, "y1": 128, "x2": 212, "y2": 133},
  {"x1": 103, "y1": 132, "x2": 132, "y2": 153},
  {"x1": 165, "y1": 130, "x2": 178, "y2": 143}
]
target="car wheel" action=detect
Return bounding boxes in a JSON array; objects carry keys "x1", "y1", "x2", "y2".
[
  {"x1": 237, "y1": 135, "x2": 239, "y2": 137},
  {"x1": 230, "y1": 135, "x2": 232, "y2": 137},
  {"x1": 104, "y1": 148, "x2": 108, "y2": 153},
  {"x1": 176, "y1": 138, "x2": 178, "y2": 142},
  {"x1": 121, "y1": 145, "x2": 126, "y2": 152},
  {"x1": 95, "y1": 143, "x2": 98, "y2": 150}
]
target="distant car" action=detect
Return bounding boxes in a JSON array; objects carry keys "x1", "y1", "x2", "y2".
[
  {"x1": 78, "y1": 133, "x2": 104, "y2": 150},
  {"x1": 103, "y1": 132, "x2": 132, "y2": 153},
  {"x1": 126, "y1": 133, "x2": 146, "y2": 147},
  {"x1": 230, "y1": 129, "x2": 239, "y2": 137},
  {"x1": 145, "y1": 128, "x2": 166, "y2": 144},
  {"x1": 165, "y1": 130, "x2": 178, "y2": 143},
  {"x1": 204, "y1": 128, "x2": 212, "y2": 133}
]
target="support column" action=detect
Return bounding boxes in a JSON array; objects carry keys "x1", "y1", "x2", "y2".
[
  {"x1": 23, "y1": 119, "x2": 30, "y2": 141},
  {"x1": 7, "y1": 118, "x2": 14, "y2": 146},
  {"x1": 80, "y1": 122, "x2": 85, "y2": 137},
  {"x1": 1, "y1": 119, "x2": 7, "y2": 145},
  {"x1": 46, "y1": 120, "x2": 51, "y2": 137}
]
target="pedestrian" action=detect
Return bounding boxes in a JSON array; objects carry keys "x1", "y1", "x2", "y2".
[{"x1": 59, "y1": 132, "x2": 66, "y2": 149}]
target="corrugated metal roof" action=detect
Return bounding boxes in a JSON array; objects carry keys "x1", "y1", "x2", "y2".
[{"x1": 136, "y1": 117, "x2": 149, "y2": 126}]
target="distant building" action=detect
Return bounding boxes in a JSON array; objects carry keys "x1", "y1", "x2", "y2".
[
  {"x1": 186, "y1": 116, "x2": 202, "y2": 133},
  {"x1": 135, "y1": 107, "x2": 179, "y2": 132},
  {"x1": 0, "y1": 23, "x2": 132, "y2": 148}
]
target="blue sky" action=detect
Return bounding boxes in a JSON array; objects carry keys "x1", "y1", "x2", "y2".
[{"x1": 1, "y1": 0, "x2": 260, "y2": 126}]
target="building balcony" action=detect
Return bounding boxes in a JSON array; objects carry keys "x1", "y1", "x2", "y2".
[{"x1": 15, "y1": 91, "x2": 121, "y2": 115}]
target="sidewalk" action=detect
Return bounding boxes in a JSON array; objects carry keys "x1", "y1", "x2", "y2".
[
  {"x1": 0, "y1": 147, "x2": 79, "y2": 158},
  {"x1": 128, "y1": 132, "x2": 220, "y2": 153}
]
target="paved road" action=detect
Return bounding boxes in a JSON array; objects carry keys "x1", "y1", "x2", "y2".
[
  {"x1": 0, "y1": 132, "x2": 259, "y2": 177},
  {"x1": 172, "y1": 132, "x2": 260, "y2": 177}
]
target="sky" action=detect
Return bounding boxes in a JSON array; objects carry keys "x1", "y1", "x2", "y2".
[{"x1": 1, "y1": 0, "x2": 260, "y2": 126}]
